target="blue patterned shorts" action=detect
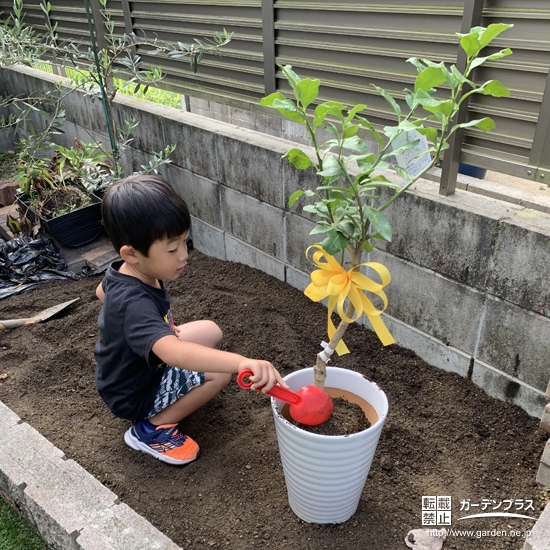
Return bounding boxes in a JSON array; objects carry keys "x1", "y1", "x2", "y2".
[{"x1": 146, "y1": 366, "x2": 206, "y2": 418}]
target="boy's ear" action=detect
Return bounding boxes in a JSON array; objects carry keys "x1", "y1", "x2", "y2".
[{"x1": 119, "y1": 244, "x2": 139, "y2": 264}]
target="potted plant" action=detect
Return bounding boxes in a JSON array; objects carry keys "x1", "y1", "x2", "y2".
[
  {"x1": 2, "y1": 0, "x2": 230, "y2": 245},
  {"x1": 13, "y1": 136, "x2": 113, "y2": 246},
  {"x1": 13, "y1": 135, "x2": 177, "y2": 246},
  {"x1": 260, "y1": 24, "x2": 513, "y2": 523}
]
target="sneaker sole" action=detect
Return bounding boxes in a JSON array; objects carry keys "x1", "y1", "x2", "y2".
[{"x1": 124, "y1": 427, "x2": 200, "y2": 466}]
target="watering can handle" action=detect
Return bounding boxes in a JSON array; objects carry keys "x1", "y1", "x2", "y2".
[{"x1": 237, "y1": 369, "x2": 302, "y2": 405}]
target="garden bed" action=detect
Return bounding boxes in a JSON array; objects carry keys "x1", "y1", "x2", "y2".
[{"x1": 0, "y1": 249, "x2": 548, "y2": 549}]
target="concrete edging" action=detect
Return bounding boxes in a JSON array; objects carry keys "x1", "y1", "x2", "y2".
[{"x1": 0, "y1": 400, "x2": 181, "y2": 550}]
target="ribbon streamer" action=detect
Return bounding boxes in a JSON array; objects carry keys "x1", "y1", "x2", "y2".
[{"x1": 304, "y1": 245, "x2": 395, "y2": 355}]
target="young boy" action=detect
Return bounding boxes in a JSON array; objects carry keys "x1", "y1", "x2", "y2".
[{"x1": 94, "y1": 174, "x2": 287, "y2": 466}]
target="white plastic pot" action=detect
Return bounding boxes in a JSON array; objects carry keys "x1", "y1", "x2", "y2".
[{"x1": 271, "y1": 366, "x2": 388, "y2": 524}]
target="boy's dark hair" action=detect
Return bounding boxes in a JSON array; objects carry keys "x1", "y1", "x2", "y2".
[{"x1": 102, "y1": 174, "x2": 191, "y2": 256}]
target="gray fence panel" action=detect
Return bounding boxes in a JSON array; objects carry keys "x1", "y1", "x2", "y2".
[{"x1": 1, "y1": 0, "x2": 549, "y2": 185}]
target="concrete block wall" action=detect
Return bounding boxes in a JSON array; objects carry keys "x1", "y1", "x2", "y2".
[{"x1": 2, "y1": 65, "x2": 549, "y2": 419}]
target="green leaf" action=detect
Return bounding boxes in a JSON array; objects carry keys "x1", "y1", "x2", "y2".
[
  {"x1": 314, "y1": 102, "x2": 346, "y2": 129},
  {"x1": 357, "y1": 116, "x2": 383, "y2": 148},
  {"x1": 416, "y1": 126, "x2": 438, "y2": 144},
  {"x1": 383, "y1": 139, "x2": 420, "y2": 160},
  {"x1": 348, "y1": 152, "x2": 375, "y2": 163},
  {"x1": 479, "y1": 23, "x2": 514, "y2": 49},
  {"x1": 363, "y1": 240, "x2": 374, "y2": 253},
  {"x1": 309, "y1": 224, "x2": 330, "y2": 235},
  {"x1": 260, "y1": 92, "x2": 287, "y2": 107},
  {"x1": 453, "y1": 117, "x2": 495, "y2": 133},
  {"x1": 319, "y1": 229, "x2": 349, "y2": 255},
  {"x1": 395, "y1": 165, "x2": 414, "y2": 182},
  {"x1": 346, "y1": 104, "x2": 366, "y2": 123},
  {"x1": 288, "y1": 190, "x2": 303, "y2": 208},
  {"x1": 383, "y1": 125, "x2": 402, "y2": 142},
  {"x1": 296, "y1": 78, "x2": 320, "y2": 108},
  {"x1": 406, "y1": 57, "x2": 426, "y2": 73},
  {"x1": 363, "y1": 206, "x2": 392, "y2": 241},
  {"x1": 414, "y1": 65, "x2": 447, "y2": 93},
  {"x1": 420, "y1": 98, "x2": 455, "y2": 119},
  {"x1": 395, "y1": 120, "x2": 419, "y2": 133},
  {"x1": 458, "y1": 31, "x2": 481, "y2": 58},
  {"x1": 450, "y1": 65, "x2": 475, "y2": 87},
  {"x1": 283, "y1": 148, "x2": 313, "y2": 170},
  {"x1": 342, "y1": 135, "x2": 368, "y2": 153},
  {"x1": 271, "y1": 98, "x2": 306, "y2": 124},
  {"x1": 476, "y1": 79, "x2": 510, "y2": 97},
  {"x1": 317, "y1": 155, "x2": 344, "y2": 179},
  {"x1": 280, "y1": 65, "x2": 301, "y2": 92},
  {"x1": 342, "y1": 124, "x2": 359, "y2": 139},
  {"x1": 470, "y1": 48, "x2": 513, "y2": 70},
  {"x1": 373, "y1": 85, "x2": 401, "y2": 120}
]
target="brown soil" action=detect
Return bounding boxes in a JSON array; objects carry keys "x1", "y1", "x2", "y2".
[
  {"x1": 0, "y1": 249, "x2": 548, "y2": 550},
  {"x1": 35, "y1": 186, "x2": 92, "y2": 219}
]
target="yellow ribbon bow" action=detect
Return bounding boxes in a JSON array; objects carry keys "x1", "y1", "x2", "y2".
[{"x1": 304, "y1": 245, "x2": 395, "y2": 355}]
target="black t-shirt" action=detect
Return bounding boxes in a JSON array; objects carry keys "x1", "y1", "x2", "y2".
[{"x1": 94, "y1": 261, "x2": 176, "y2": 421}]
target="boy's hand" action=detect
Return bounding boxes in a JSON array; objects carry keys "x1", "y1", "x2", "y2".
[{"x1": 237, "y1": 360, "x2": 289, "y2": 392}]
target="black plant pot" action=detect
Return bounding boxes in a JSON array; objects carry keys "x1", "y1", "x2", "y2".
[
  {"x1": 16, "y1": 192, "x2": 103, "y2": 248},
  {"x1": 458, "y1": 163, "x2": 487, "y2": 179}
]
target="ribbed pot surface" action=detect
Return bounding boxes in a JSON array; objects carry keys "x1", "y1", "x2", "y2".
[{"x1": 271, "y1": 367, "x2": 388, "y2": 524}]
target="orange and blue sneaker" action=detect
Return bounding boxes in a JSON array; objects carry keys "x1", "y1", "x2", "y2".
[{"x1": 124, "y1": 420, "x2": 200, "y2": 465}]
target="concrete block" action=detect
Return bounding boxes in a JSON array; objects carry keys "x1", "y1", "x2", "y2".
[
  {"x1": 541, "y1": 404, "x2": 550, "y2": 433},
  {"x1": 73, "y1": 126, "x2": 109, "y2": 152},
  {"x1": 230, "y1": 107, "x2": 256, "y2": 130},
  {"x1": 254, "y1": 111, "x2": 283, "y2": 137},
  {"x1": 285, "y1": 265, "x2": 310, "y2": 293},
  {"x1": 468, "y1": 178, "x2": 524, "y2": 205},
  {"x1": 188, "y1": 97, "x2": 210, "y2": 113},
  {"x1": 541, "y1": 440, "x2": 550, "y2": 466},
  {"x1": 472, "y1": 359, "x2": 547, "y2": 418},
  {"x1": 61, "y1": 121, "x2": 80, "y2": 145},
  {"x1": 217, "y1": 135, "x2": 285, "y2": 207},
  {"x1": 189, "y1": 217, "x2": 226, "y2": 261},
  {"x1": 221, "y1": 186, "x2": 284, "y2": 260},
  {"x1": 282, "y1": 118, "x2": 310, "y2": 145},
  {"x1": 13, "y1": 422, "x2": 66, "y2": 460},
  {"x1": 523, "y1": 499, "x2": 550, "y2": 550},
  {"x1": 0, "y1": 447, "x2": 32, "y2": 502},
  {"x1": 23, "y1": 484, "x2": 83, "y2": 550},
  {"x1": 167, "y1": 164, "x2": 222, "y2": 228},
  {"x1": 225, "y1": 234, "x2": 285, "y2": 281},
  {"x1": 285, "y1": 212, "x2": 319, "y2": 273},
  {"x1": 76, "y1": 527, "x2": 114, "y2": 550},
  {"x1": 112, "y1": 99, "x2": 166, "y2": 155},
  {"x1": 210, "y1": 101, "x2": 231, "y2": 123},
  {"x1": 283, "y1": 157, "x2": 323, "y2": 220},
  {"x1": 536, "y1": 462, "x2": 550, "y2": 488},
  {"x1": 112, "y1": 502, "x2": 182, "y2": 550},
  {"x1": 381, "y1": 314, "x2": 472, "y2": 378},
  {"x1": 127, "y1": 148, "x2": 150, "y2": 174},
  {"x1": 488, "y1": 214, "x2": 550, "y2": 317},
  {"x1": 476, "y1": 296, "x2": 550, "y2": 391},
  {"x1": 57, "y1": 459, "x2": 118, "y2": 508},
  {"x1": 190, "y1": 107, "x2": 210, "y2": 119},
  {"x1": 375, "y1": 184, "x2": 501, "y2": 290},
  {"x1": 161, "y1": 115, "x2": 219, "y2": 181},
  {"x1": 63, "y1": 86, "x2": 107, "y2": 137},
  {"x1": 0, "y1": 399, "x2": 21, "y2": 426},
  {"x1": 370, "y1": 249, "x2": 486, "y2": 355}
]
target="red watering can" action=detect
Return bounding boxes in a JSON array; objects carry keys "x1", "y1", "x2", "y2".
[{"x1": 237, "y1": 369, "x2": 334, "y2": 426}]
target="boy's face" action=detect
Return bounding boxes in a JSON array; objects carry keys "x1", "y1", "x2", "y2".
[{"x1": 136, "y1": 232, "x2": 189, "y2": 282}]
